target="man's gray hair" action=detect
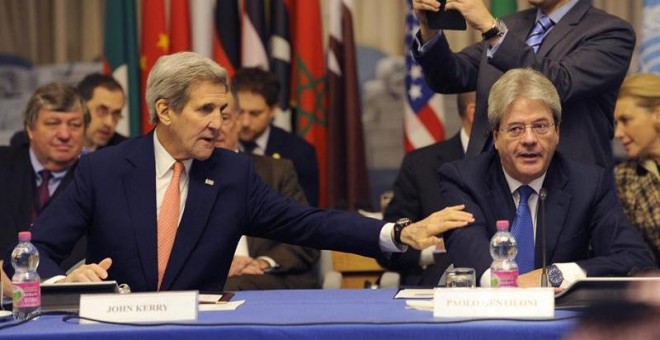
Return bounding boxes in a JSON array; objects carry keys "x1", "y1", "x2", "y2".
[
  {"x1": 146, "y1": 51, "x2": 229, "y2": 124},
  {"x1": 488, "y1": 68, "x2": 561, "y2": 129},
  {"x1": 23, "y1": 82, "x2": 88, "y2": 128}
]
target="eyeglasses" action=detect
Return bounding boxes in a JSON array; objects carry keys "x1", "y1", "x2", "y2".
[{"x1": 498, "y1": 122, "x2": 555, "y2": 138}]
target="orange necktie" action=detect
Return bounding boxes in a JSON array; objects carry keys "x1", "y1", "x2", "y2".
[{"x1": 157, "y1": 161, "x2": 184, "y2": 290}]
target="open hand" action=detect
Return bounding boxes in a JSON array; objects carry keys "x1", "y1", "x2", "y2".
[{"x1": 401, "y1": 204, "x2": 474, "y2": 250}]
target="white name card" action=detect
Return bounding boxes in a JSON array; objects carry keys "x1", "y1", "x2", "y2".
[
  {"x1": 79, "y1": 291, "x2": 198, "y2": 324},
  {"x1": 433, "y1": 288, "x2": 554, "y2": 319}
]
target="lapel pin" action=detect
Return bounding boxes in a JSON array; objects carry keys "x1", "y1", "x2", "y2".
[
  {"x1": 272, "y1": 153, "x2": 281, "y2": 160},
  {"x1": 205, "y1": 179, "x2": 215, "y2": 186}
]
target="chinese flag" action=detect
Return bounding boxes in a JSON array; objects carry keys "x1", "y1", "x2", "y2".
[
  {"x1": 140, "y1": 0, "x2": 168, "y2": 134},
  {"x1": 170, "y1": 0, "x2": 191, "y2": 52}
]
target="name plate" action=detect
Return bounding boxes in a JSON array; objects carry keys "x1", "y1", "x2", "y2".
[
  {"x1": 433, "y1": 288, "x2": 554, "y2": 319},
  {"x1": 79, "y1": 291, "x2": 198, "y2": 324}
]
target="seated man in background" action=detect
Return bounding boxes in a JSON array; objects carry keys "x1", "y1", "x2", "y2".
[
  {"x1": 3, "y1": 52, "x2": 475, "y2": 292},
  {"x1": 381, "y1": 92, "x2": 475, "y2": 286},
  {"x1": 439, "y1": 68, "x2": 655, "y2": 289},
  {"x1": 613, "y1": 74, "x2": 660, "y2": 266},
  {"x1": 216, "y1": 90, "x2": 319, "y2": 290},
  {"x1": 76, "y1": 73, "x2": 128, "y2": 152},
  {"x1": 10, "y1": 73, "x2": 128, "y2": 151},
  {"x1": 232, "y1": 67, "x2": 320, "y2": 207},
  {"x1": 0, "y1": 83, "x2": 88, "y2": 296}
]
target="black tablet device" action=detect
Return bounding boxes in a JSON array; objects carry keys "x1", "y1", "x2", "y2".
[
  {"x1": 41, "y1": 281, "x2": 120, "y2": 312},
  {"x1": 425, "y1": 1, "x2": 466, "y2": 31},
  {"x1": 555, "y1": 277, "x2": 659, "y2": 309}
]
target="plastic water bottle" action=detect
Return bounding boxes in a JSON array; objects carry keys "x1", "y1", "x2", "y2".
[
  {"x1": 489, "y1": 220, "x2": 519, "y2": 287},
  {"x1": 11, "y1": 231, "x2": 41, "y2": 320}
]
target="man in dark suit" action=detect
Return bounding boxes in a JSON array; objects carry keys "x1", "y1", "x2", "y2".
[
  {"x1": 216, "y1": 91, "x2": 319, "y2": 290},
  {"x1": 439, "y1": 68, "x2": 654, "y2": 289},
  {"x1": 232, "y1": 67, "x2": 320, "y2": 206},
  {"x1": 412, "y1": 0, "x2": 634, "y2": 169},
  {"x1": 382, "y1": 92, "x2": 475, "y2": 286},
  {"x1": 3, "y1": 52, "x2": 475, "y2": 292},
  {"x1": 0, "y1": 83, "x2": 88, "y2": 296},
  {"x1": 10, "y1": 73, "x2": 128, "y2": 151}
]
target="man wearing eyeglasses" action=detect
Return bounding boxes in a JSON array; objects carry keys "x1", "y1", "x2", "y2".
[
  {"x1": 77, "y1": 73, "x2": 128, "y2": 153},
  {"x1": 438, "y1": 68, "x2": 655, "y2": 289}
]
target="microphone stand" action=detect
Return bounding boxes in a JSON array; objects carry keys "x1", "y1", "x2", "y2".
[{"x1": 539, "y1": 188, "x2": 549, "y2": 287}]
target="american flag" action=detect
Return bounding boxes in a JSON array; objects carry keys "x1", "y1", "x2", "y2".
[{"x1": 404, "y1": 0, "x2": 446, "y2": 152}]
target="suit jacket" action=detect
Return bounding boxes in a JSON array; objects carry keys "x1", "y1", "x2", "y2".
[
  {"x1": 381, "y1": 133, "x2": 464, "y2": 286},
  {"x1": 0, "y1": 144, "x2": 85, "y2": 271},
  {"x1": 413, "y1": 0, "x2": 634, "y2": 168},
  {"x1": 10, "y1": 130, "x2": 128, "y2": 149},
  {"x1": 226, "y1": 155, "x2": 320, "y2": 290},
  {"x1": 265, "y1": 125, "x2": 319, "y2": 207},
  {"x1": 4, "y1": 131, "x2": 384, "y2": 292},
  {"x1": 439, "y1": 150, "x2": 655, "y2": 279}
]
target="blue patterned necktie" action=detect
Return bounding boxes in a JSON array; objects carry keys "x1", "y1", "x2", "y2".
[
  {"x1": 512, "y1": 185, "x2": 535, "y2": 274},
  {"x1": 526, "y1": 15, "x2": 555, "y2": 53}
]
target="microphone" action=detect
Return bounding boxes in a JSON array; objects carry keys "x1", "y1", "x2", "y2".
[{"x1": 539, "y1": 188, "x2": 549, "y2": 287}]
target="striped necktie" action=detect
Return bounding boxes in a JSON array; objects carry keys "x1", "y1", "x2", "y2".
[
  {"x1": 526, "y1": 15, "x2": 554, "y2": 53},
  {"x1": 511, "y1": 185, "x2": 535, "y2": 274}
]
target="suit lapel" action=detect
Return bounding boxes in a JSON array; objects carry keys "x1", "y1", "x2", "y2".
[
  {"x1": 9, "y1": 149, "x2": 34, "y2": 229},
  {"x1": 123, "y1": 134, "x2": 159, "y2": 291},
  {"x1": 485, "y1": 155, "x2": 516, "y2": 225},
  {"x1": 160, "y1": 155, "x2": 221, "y2": 290},
  {"x1": 537, "y1": 0, "x2": 589, "y2": 56},
  {"x1": 537, "y1": 158, "x2": 572, "y2": 265}
]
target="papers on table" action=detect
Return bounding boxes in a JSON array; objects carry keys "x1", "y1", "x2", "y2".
[
  {"x1": 199, "y1": 300, "x2": 245, "y2": 311},
  {"x1": 394, "y1": 289, "x2": 434, "y2": 299}
]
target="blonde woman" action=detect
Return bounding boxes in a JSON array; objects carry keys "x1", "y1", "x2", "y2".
[{"x1": 614, "y1": 74, "x2": 660, "y2": 266}]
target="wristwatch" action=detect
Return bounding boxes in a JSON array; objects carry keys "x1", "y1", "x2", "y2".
[
  {"x1": 482, "y1": 18, "x2": 506, "y2": 40},
  {"x1": 393, "y1": 218, "x2": 412, "y2": 247},
  {"x1": 547, "y1": 264, "x2": 564, "y2": 288}
]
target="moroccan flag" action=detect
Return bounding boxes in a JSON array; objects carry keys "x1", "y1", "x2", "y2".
[
  {"x1": 269, "y1": 0, "x2": 293, "y2": 131},
  {"x1": 214, "y1": 0, "x2": 240, "y2": 79},
  {"x1": 491, "y1": 0, "x2": 517, "y2": 18},
  {"x1": 326, "y1": 0, "x2": 370, "y2": 210},
  {"x1": 404, "y1": 0, "x2": 445, "y2": 151},
  {"x1": 170, "y1": 0, "x2": 191, "y2": 52},
  {"x1": 640, "y1": 0, "x2": 660, "y2": 73},
  {"x1": 290, "y1": 0, "x2": 327, "y2": 207},
  {"x1": 241, "y1": 0, "x2": 269, "y2": 69},
  {"x1": 103, "y1": 0, "x2": 140, "y2": 137},
  {"x1": 140, "y1": 0, "x2": 169, "y2": 134}
]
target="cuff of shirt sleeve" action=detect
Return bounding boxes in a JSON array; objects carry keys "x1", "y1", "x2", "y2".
[
  {"x1": 480, "y1": 269, "x2": 491, "y2": 287},
  {"x1": 486, "y1": 28, "x2": 509, "y2": 58},
  {"x1": 415, "y1": 30, "x2": 443, "y2": 54},
  {"x1": 555, "y1": 262, "x2": 586, "y2": 289},
  {"x1": 419, "y1": 246, "x2": 437, "y2": 267},
  {"x1": 256, "y1": 256, "x2": 278, "y2": 270},
  {"x1": 380, "y1": 223, "x2": 407, "y2": 253},
  {"x1": 42, "y1": 275, "x2": 66, "y2": 284}
]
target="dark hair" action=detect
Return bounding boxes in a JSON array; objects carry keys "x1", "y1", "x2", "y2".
[
  {"x1": 77, "y1": 73, "x2": 124, "y2": 101},
  {"x1": 231, "y1": 67, "x2": 280, "y2": 106}
]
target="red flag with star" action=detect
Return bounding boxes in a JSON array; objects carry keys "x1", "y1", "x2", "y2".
[{"x1": 140, "y1": 0, "x2": 169, "y2": 134}]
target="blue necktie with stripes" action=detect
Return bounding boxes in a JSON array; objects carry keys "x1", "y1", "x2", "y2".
[
  {"x1": 512, "y1": 185, "x2": 535, "y2": 274},
  {"x1": 526, "y1": 15, "x2": 554, "y2": 53}
]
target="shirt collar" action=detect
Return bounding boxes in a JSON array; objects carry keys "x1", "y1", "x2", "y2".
[
  {"x1": 28, "y1": 147, "x2": 70, "y2": 179},
  {"x1": 501, "y1": 166, "x2": 547, "y2": 196},
  {"x1": 538, "y1": 0, "x2": 579, "y2": 24},
  {"x1": 255, "y1": 125, "x2": 271, "y2": 151},
  {"x1": 460, "y1": 127, "x2": 469, "y2": 154},
  {"x1": 153, "y1": 130, "x2": 193, "y2": 179}
]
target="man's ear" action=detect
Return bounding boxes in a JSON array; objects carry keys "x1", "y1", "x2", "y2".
[{"x1": 155, "y1": 99, "x2": 171, "y2": 125}]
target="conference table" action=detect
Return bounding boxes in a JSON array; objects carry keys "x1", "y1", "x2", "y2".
[{"x1": 0, "y1": 289, "x2": 578, "y2": 339}]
